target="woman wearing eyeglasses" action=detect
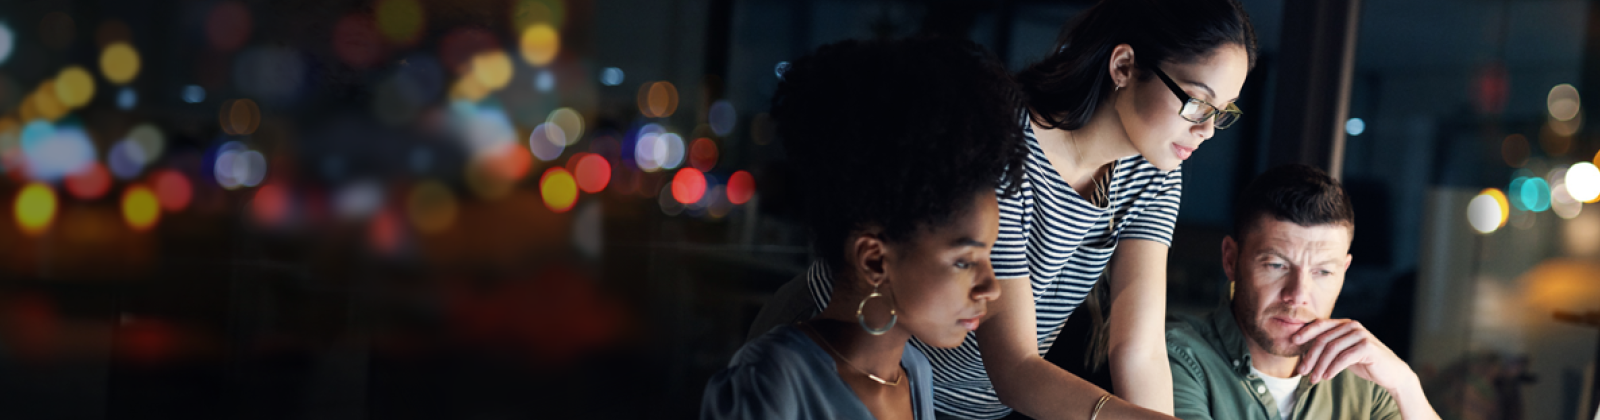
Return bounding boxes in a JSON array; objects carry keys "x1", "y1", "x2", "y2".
[{"x1": 792, "y1": 0, "x2": 1255, "y2": 419}]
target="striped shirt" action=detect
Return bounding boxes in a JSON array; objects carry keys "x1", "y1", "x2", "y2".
[{"x1": 805, "y1": 120, "x2": 1182, "y2": 419}]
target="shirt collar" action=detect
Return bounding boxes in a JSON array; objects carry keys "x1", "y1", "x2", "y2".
[{"x1": 1206, "y1": 300, "x2": 1255, "y2": 377}]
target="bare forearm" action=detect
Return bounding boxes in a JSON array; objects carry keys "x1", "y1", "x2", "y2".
[
  {"x1": 990, "y1": 356, "x2": 1177, "y2": 420},
  {"x1": 1387, "y1": 378, "x2": 1441, "y2": 420},
  {"x1": 1109, "y1": 346, "x2": 1174, "y2": 415}
]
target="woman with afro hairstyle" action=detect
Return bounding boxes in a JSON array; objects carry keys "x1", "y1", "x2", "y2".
[{"x1": 702, "y1": 37, "x2": 1027, "y2": 420}]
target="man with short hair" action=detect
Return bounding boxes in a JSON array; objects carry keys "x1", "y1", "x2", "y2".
[{"x1": 1167, "y1": 164, "x2": 1440, "y2": 420}]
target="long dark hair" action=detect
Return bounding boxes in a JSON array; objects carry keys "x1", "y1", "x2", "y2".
[{"x1": 1018, "y1": 0, "x2": 1258, "y2": 130}]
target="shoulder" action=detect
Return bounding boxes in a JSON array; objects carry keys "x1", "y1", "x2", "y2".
[
  {"x1": 702, "y1": 326, "x2": 823, "y2": 419},
  {"x1": 1117, "y1": 157, "x2": 1183, "y2": 192},
  {"x1": 1164, "y1": 313, "x2": 1211, "y2": 361}
]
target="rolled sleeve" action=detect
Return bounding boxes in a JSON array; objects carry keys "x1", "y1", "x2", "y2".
[{"x1": 1120, "y1": 167, "x2": 1182, "y2": 247}]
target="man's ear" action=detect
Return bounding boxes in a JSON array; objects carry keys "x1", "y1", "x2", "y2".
[
  {"x1": 849, "y1": 230, "x2": 889, "y2": 288},
  {"x1": 1221, "y1": 235, "x2": 1239, "y2": 286}
]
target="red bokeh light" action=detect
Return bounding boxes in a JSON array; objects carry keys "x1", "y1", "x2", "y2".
[
  {"x1": 574, "y1": 154, "x2": 611, "y2": 193},
  {"x1": 152, "y1": 169, "x2": 193, "y2": 212},
  {"x1": 671, "y1": 168, "x2": 706, "y2": 204},
  {"x1": 689, "y1": 137, "x2": 718, "y2": 172},
  {"x1": 727, "y1": 170, "x2": 755, "y2": 205},
  {"x1": 368, "y1": 208, "x2": 403, "y2": 256},
  {"x1": 251, "y1": 183, "x2": 290, "y2": 227},
  {"x1": 64, "y1": 162, "x2": 112, "y2": 200}
]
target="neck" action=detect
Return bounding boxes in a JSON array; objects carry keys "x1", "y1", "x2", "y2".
[
  {"x1": 1031, "y1": 106, "x2": 1137, "y2": 187},
  {"x1": 810, "y1": 292, "x2": 910, "y2": 381},
  {"x1": 1246, "y1": 339, "x2": 1301, "y2": 379}
]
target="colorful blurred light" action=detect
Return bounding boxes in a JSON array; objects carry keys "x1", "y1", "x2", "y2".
[
  {"x1": 469, "y1": 50, "x2": 514, "y2": 91},
  {"x1": 638, "y1": 82, "x2": 679, "y2": 118},
  {"x1": 54, "y1": 66, "x2": 95, "y2": 109},
  {"x1": 100, "y1": 42, "x2": 141, "y2": 85},
  {"x1": 600, "y1": 67, "x2": 624, "y2": 86},
  {"x1": 519, "y1": 24, "x2": 559, "y2": 67},
  {"x1": 14, "y1": 183, "x2": 57, "y2": 235},
  {"x1": 151, "y1": 169, "x2": 192, "y2": 212},
  {"x1": 1552, "y1": 184, "x2": 1583, "y2": 219},
  {"x1": 659, "y1": 133, "x2": 685, "y2": 169},
  {"x1": 727, "y1": 170, "x2": 754, "y2": 205},
  {"x1": 547, "y1": 108, "x2": 584, "y2": 145},
  {"x1": 250, "y1": 183, "x2": 291, "y2": 227},
  {"x1": 0, "y1": 23, "x2": 13, "y2": 65},
  {"x1": 65, "y1": 162, "x2": 111, "y2": 200},
  {"x1": 529, "y1": 123, "x2": 566, "y2": 161},
  {"x1": 1518, "y1": 177, "x2": 1551, "y2": 212},
  {"x1": 1548, "y1": 84, "x2": 1581, "y2": 122},
  {"x1": 534, "y1": 69, "x2": 555, "y2": 92},
  {"x1": 376, "y1": 0, "x2": 426, "y2": 46},
  {"x1": 182, "y1": 85, "x2": 205, "y2": 103},
  {"x1": 334, "y1": 179, "x2": 384, "y2": 221},
  {"x1": 671, "y1": 168, "x2": 706, "y2": 204},
  {"x1": 574, "y1": 153, "x2": 610, "y2": 193},
  {"x1": 1468, "y1": 188, "x2": 1509, "y2": 234},
  {"x1": 540, "y1": 167, "x2": 578, "y2": 213},
  {"x1": 510, "y1": 0, "x2": 566, "y2": 30},
  {"x1": 407, "y1": 180, "x2": 457, "y2": 234},
  {"x1": 116, "y1": 87, "x2": 137, "y2": 110},
  {"x1": 1566, "y1": 162, "x2": 1600, "y2": 203},
  {"x1": 121, "y1": 184, "x2": 160, "y2": 231},
  {"x1": 1344, "y1": 118, "x2": 1364, "y2": 136},
  {"x1": 213, "y1": 141, "x2": 267, "y2": 189},
  {"x1": 439, "y1": 27, "x2": 497, "y2": 76},
  {"x1": 127, "y1": 124, "x2": 164, "y2": 166},
  {"x1": 206, "y1": 1, "x2": 253, "y2": 51},
  {"x1": 218, "y1": 98, "x2": 261, "y2": 135},
  {"x1": 689, "y1": 137, "x2": 718, "y2": 172},
  {"x1": 775, "y1": 61, "x2": 790, "y2": 80},
  {"x1": 32, "y1": 81, "x2": 69, "y2": 121},
  {"x1": 22, "y1": 123, "x2": 95, "y2": 181},
  {"x1": 710, "y1": 100, "x2": 736, "y2": 136}
]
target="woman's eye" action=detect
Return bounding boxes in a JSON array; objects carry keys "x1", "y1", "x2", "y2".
[
  {"x1": 954, "y1": 261, "x2": 971, "y2": 269},
  {"x1": 1265, "y1": 263, "x2": 1286, "y2": 270}
]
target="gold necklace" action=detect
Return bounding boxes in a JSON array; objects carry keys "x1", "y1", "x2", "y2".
[{"x1": 796, "y1": 321, "x2": 903, "y2": 386}]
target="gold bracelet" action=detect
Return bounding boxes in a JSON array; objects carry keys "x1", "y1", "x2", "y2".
[{"x1": 1089, "y1": 393, "x2": 1112, "y2": 420}]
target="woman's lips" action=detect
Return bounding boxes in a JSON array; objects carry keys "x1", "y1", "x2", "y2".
[
  {"x1": 958, "y1": 316, "x2": 983, "y2": 331},
  {"x1": 1173, "y1": 143, "x2": 1197, "y2": 160}
]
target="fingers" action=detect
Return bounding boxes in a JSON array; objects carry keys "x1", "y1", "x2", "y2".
[
  {"x1": 1291, "y1": 319, "x2": 1342, "y2": 345},
  {"x1": 1297, "y1": 321, "x2": 1357, "y2": 378},
  {"x1": 1311, "y1": 328, "x2": 1366, "y2": 382},
  {"x1": 1318, "y1": 340, "x2": 1370, "y2": 383}
]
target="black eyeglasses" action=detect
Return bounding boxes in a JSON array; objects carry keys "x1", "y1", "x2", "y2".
[{"x1": 1148, "y1": 66, "x2": 1242, "y2": 130}]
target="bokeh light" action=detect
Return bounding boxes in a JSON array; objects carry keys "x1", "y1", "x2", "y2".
[
  {"x1": 54, "y1": 66, "x2": 96, "y2": 109},
  {"x1": 0, "y1": 23, "x2": 13, "y2": 65},
  {"x1": 182, "y1": 85, "x2": 206, "y2": 103},
  {"x1": 1501, "y1": 134, "x2": 1528, "y2": 168},
  {"x1": 1548, "y1": 84, "x2": 1581, "y2": 121},
  {"x1": 219, "y1": 98, "x2": 261, "y2": 135},
  {"x1": 671, "y1": 168, "x2": 706, "y2": 204},
  {"x1": 659, "y1": 133, "x2": 685, "y2": 169},
  {"x1": 32, "y1": 81, "x2": 70, "y2": 121},
  {"x1": 107, "y1": 139, "x2": 146, "y2": 179},
  {"x1": 121, "y1": 184, "x2": 160, "y2": 231},
  {"x1": 574, "y1": 153, "x2": 610, "y2": 193},
  {"x1": 547, "y1": 108, "x2": 584, "y2": 145},
  {"x1": 658, "y1": 184, "x2": 683, "y2": 216},
  {"x1": 14, "y1": 183, "x2": 57, "y2": 235},
  {"x1": 213, "y1": 141, "x2": 267, "y2": 189},
  {"x1": 510, "y1": 0, "x2": 566, "y2": 30},
  {"x1": 519, "y1": 24, "x2": 560, "y2": 67},
  {"x1": 127, "y1": 124, "x2": 165, "y2": 167},
  {"x1": 469, "y1": 50, "x2": 514, "y2": 91},
  {"x1": 251, "y1": 183, "x2": 291, "y2": 227},
  {"x1": 334, "y1": 179, "x2": 384, "y2": 221},
  {"x1": 439, "y1": 27, "x2": 497, "y2": 76},
  {"x1": 1566, "y1": 162, "x2": 1600, "y2": 203},
  {"x1": 1467, "y1": 188, "x2": 1509, "y2": 234},
  {"x1": 529, "y1": 123, "x2": 566, "y2": 161},
  {"x1": 1551, "y1": 184, "x2": 1583, "y2": 219},
  {"x1": 1344, "y1": 117, "x2": 1364, "y2": 136},
  {"x1": 23, "y1": 123, "x2": 95, "y2": 181},
  {"x1": 690, "y1": 137, "x2": 717, "y2": 171},
  {"x1": 1518, "y1": 177, "x2": 1550, "y2": 212},
  {"x1": 540, "y1": 167, "x2": 578, "y2": 213},
  {"x1": 407, "y1": 180, "x2": 458, "y2": 234},
  {"x1": 100, "y1": 42, "x2": 141, "y2": 85},
  {"x1": 638, "y1": 82, "x2": 679, "y2": 118},
  {"x1": 600, "y1": 67, "x2": 624, "y2": 86},
  {"x1": 151, "y1": 169, "x2": 192, "y2": 212},
  {"x1": 535, "y1": 70, "x2": 555, "y2": 92},
  {"x1": 333, "y1": 14, "x2": 384, "y2": 69},
  {"x1": 709, "y1": 100, "x2": 736, "y2": 136},
  {"x1": 727, "y1": 170, "x2": 754, "y2": 205},
  {"x1": 205, "y1": 1, "x2": 253, "y2": 52},
  {"x1": 775, "y1": 61, "x2": 790, "y2": 80},
  {"x1": 65, "y1": 162, "x2": 112, "y2": 200},
  {"x1": 116, "y1": 87, "x2": 137, "y2": 110},
  {"x1": 377, "y1": 0, "x2": 426, "y2": 45}
]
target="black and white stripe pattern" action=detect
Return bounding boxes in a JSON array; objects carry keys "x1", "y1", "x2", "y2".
[{"x1": 804, "y1": 121, "x2": 1181, "y2": 420}]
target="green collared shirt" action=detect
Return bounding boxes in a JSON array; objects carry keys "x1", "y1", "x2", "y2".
[{"x1": 1166, "y1": 304, "x2": 1401, "y2": 420}]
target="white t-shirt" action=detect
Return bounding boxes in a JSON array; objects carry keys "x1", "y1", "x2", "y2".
[{"x1": 1251, "y1": 366, "x2": 1302, "y2": 420}]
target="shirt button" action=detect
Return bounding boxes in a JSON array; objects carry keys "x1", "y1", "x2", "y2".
[
  {"x1": 1233, "y1": 360, "x2": 1240, "y2": 367},
  {"x1": 1256, "y1": 385, "x2": 1267, "y2": 394}
]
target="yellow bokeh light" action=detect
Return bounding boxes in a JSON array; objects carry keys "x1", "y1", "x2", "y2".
[
  {"x1": 122, "y1": 185, "x2": 160, "y2": 231},
  {"x1": 219, "y1": 98, "x2": 261, "y2": 135},
  {"x1": 511, "y1": 0, "x2": 565, "y2": 31},
  {"x1": 100, "y1": 42, "x2": 141, "y2": 84},
  {"x1": 376, "y1": 0, "x2": 425, "y2": 45},
  {"x1": 547, "y1": 107, "x2": 583, "y2": 145},
  {"x1": 14, "y1": 183, "x2": 57, "y2": 236},
  {"x1": 449, "y1": 75, "x2": 490, "y2": 102},
  {"x1": 518, "y1": 24, "x2": 559, "y2": 67},
  {"x1": 638, "y1": 81, "x2": 679, "y2": 118},
  {"x1": 34, "y1": 81, "x2": 69, "y2": 120},
  {"x1": 540, "y1": 167, "x2": 578, "y2": 213},
  {"x1": 54, "y1": 66, "x2": 96, "y2": 109},
  {"x1": 1467, "y1": 188, "x2": 1509, "y2": 234},
  {"x1": 470, "y1": 50, "x2": 513, "y2": 91},
  {"x1": 407, "y1": 180, "x2": 458, "y2": 234}
]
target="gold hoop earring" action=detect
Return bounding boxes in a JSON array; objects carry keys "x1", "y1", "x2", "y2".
[{"x1": 857, "y1": 283, "x2": 898, "y2": 335}]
